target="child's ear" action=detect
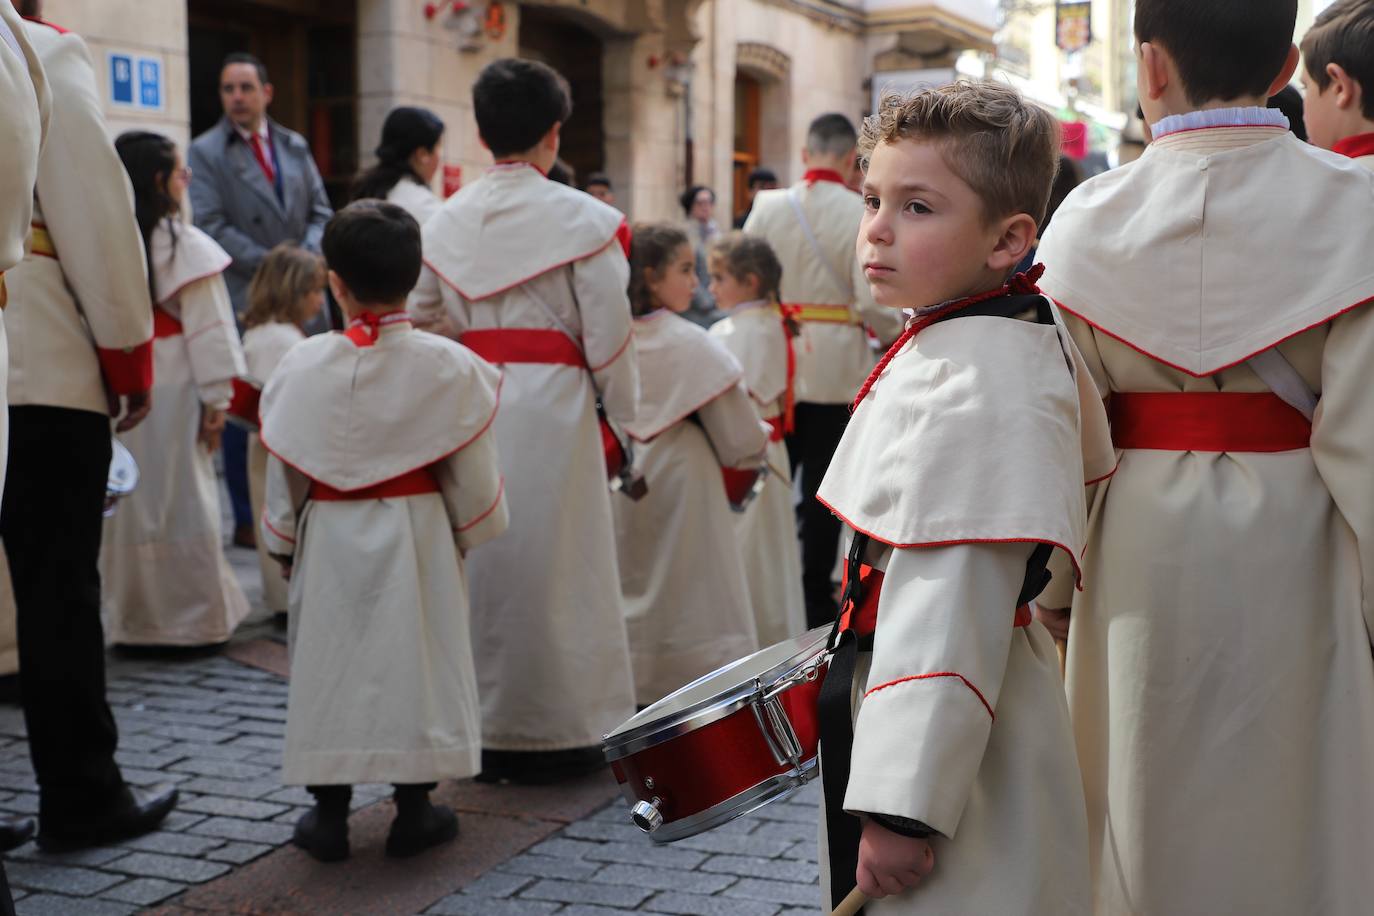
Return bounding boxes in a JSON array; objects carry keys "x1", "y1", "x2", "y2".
[
  {"x1": 745, "y1": 271, "x2": 763, "y2": 296},
  {"x1": 1325, "y1": 62, "x2": 1361, "y2": 110},
  {"x1": 544, "y1": 121, "x2": 562, "y2": 153},
  {"x1": 1139, "y1": 41, "x2": 1170, "y2": 102},
  {"x1": 986, "y1": 213, "x2": 1038, "y2": 274},
  {"x1": 326, "y1": 270, "x2": 350, "y2": 309},
  {"x1": 1266, "y1": 44, "x2": 1300, "y2": 97}
]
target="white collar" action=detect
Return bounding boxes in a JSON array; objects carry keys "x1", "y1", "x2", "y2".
[{"x1": 1152, "y1": 106, "x2": 1288, "y2": 139}]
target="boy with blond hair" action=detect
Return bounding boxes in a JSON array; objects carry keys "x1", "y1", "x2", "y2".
[
  {"x1": 1036, "y1": 0, "x2": 1374, "y2": 911},
  {"x1": 1301, "y1": 0, "x2": 1374, "y2": 167},
  {"x1": 815, "y1": 80, "x2": 1112, "y2": 913}
]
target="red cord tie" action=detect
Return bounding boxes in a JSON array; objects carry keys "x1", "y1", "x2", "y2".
[
  {"x1": 778, "y1": 305, "x2": 802, "y2": 435},
  {"x1": 851, "y1": 264, "x2": 1045, "y2": 412},
  {"x1": 344, "y1": 310, "x2": 407, "y2": 347}
]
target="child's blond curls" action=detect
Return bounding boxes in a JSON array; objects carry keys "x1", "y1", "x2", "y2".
[{"x1": 244, "y1": 244, "x2": 325, "y2": 330}]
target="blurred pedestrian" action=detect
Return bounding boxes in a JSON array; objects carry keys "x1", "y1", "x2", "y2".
[
  {"x1": 584, "y1": 172, "x2": 616, "y2": 208},
  {"x1": 732, "y1": 166, "x2": 778, "y2": 228},
  {"x1": 1, "y1": 6, "x2": 176, "y2": 851},
  {"x1": 352, "y1": 106, "x2": 445, "y2": 225},
  {"x1": 188, "y1": 51, "x2": 332, "y2": 550},
  {"x1": 102, "y1": 130, "x2": 249, "y2": 650},
  {"x1": 679, "y1": 184, "x2": 723, "y2": 326}
]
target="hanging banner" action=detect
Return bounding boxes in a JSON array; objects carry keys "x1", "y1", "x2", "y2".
[{"x1": 1056, "y1": 0, "x2": 1093, "y2": 54}]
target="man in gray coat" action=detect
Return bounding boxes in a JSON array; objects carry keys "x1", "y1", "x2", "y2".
[{"x1": 188, "y1": 51, "x2": 332, "y2": 548}]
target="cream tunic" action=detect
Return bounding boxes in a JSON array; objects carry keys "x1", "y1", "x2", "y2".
[
  {"x1": 411, "y1": 162, "x2": 639, "y2": 751},
  {"x1": 708, "y1": 302, "x2": 805, "y2": 645},
  {"x1": 613, "y1": 311, "x2": 768, "y2": 706},
  {"x1": 260, "y1": 316, "x2": 508, "y2": 784},
  {"x1": 0, "y1": 2, "x2": 47, "y2": 274},
  {"x1": 386, "y1": 176, "x2": 442, "y2": 227},
  {"x1": 1037, "y1": 124, "x2": 1374, "y2": 915},
  {"x1": 243, "y1": 321, "x2": 306, "y2": 614},
  {"x1": 743, "y1": 178, "x2": 903, "y2": 404},
  {"x1": 102, "y1": 223, "x2": 250, "y2": 646},
  {"x1": 817, "y1": 305, "x2": 1111, "y2": 915}
]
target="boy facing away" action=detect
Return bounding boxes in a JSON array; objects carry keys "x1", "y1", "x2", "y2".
[
  {"x1": 815, "y1": 81, "x2": 1114, "y2": 914},
  {"x1": 259, "y1": 202, "x2": 508, "y2": 861},
  {"x1": 1301, "y1": 0, "x2": 1374, "y2": 168},
  {"x1": 1036, "y1": 0, "x2": 1374, "y2": 911}
]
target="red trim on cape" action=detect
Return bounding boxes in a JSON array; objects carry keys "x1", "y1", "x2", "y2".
[
  {"x1": 97, "y1": 339, "x2": 154, "y2": 396},
  {"x1": 803, "y1": 169, "x2": 847, "y2": 186},
  {"x1": 1053, "y1": 295, "x2": 1374, "y2": 379},
  {"x1": 155, "y1": 260, "x2": 232, "y2": 308},
  {"x1": 1085, "y1": 461, "x2": 1119, "y2": 487},
  {"x1": 864, "y1": 671, "x2": 995, "y2": 720},
  {"x1": 1333, "y1": 132, "x2": 1374, "y2": 160},
  {"x1": 261, "y1": 512, "x2": 295, "y2": 546},
  {"x1": 589, "y1": 326, "x2": 634, "y2": 373},
  {"x1": 626, "y1": 374, "x2": 744, "y2": 444},
  {"x1": 816, "y1": 492, "x2": 1084, "y2": 588},
  {"x1": 457, "y1": 477, "x2": 506, "y2": 533},
  {"x1": 258, "y1": 373, "x2": 503, "y2": 491},
  {"x1": 22, "y1": 16, "x2": 69, "y2": 33},
  {"x1": 423, "y1": 231, "x2": 621, "y2": 303}
]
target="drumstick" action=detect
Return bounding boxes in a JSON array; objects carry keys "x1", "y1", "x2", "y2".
[{"x1": 831, "y1": 887, "x2": 869, "y2": 916}]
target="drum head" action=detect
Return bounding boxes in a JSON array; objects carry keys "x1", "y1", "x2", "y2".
[
  {"x1": 603, "y1": 626, "x2": 830, "y2": 760},
  {"x1": 107, "y1": 439, "x2": 140, "y2": 497}
]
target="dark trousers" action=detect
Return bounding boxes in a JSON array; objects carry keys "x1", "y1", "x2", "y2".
[
  {"x1": 786, "y1": 402, "x2": 850, "y2": 630},
  {"x1": 2, "y1": 407, "x2": 124, "y2": 820},
  {"x1": 221, "y1": 423, "x2": 251, "y2": 530}
]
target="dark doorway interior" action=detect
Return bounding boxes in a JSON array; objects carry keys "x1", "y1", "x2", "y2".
[
  {"x1": 518, "y1": 7, "x2": 605, "y2": 185},
  {"x1": 188, "y1": 0, "x2": 357, "y2": 207}
]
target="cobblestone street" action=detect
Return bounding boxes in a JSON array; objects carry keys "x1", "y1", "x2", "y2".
[{"x1": 0, "y1": 549, "x2": 823, "y2": 915}]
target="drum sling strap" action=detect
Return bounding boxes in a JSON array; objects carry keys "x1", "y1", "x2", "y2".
[{"x1": 817, "y1": 291, "x2": 1055, "y2": 912}]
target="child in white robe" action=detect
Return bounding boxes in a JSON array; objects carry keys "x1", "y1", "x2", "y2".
[
  {"x1": 260, "y1": 201, "x2": 507, "y2": 862},
  {"x1": 612, "y1": 223, "x2": 769, "y2": 706},
  {"x1": 706, "y1": 233, "x2": 806, "y2": 646},
  {"x1": 102, "y1": 131, "x2": 250, "y2": 648},
  {"x1": 815, "y1": 82, "x2": 1112, "y2": 914},
  {"x1": 234, "y1": 245, "x2": 325, "y2": 622}
]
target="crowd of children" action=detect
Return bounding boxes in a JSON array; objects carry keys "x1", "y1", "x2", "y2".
[{"x1": 21, "y1": 0, "x2": 1374, "y2": 908}]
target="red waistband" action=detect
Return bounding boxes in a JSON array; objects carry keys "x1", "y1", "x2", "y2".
[
  {"x1": 309, "y1": 466, "x2": 440, "y2": 501},
  {"x1": 838, "y1": 564, "x2": 1031, "y2": 637},
  {"x1": 153, "y1": 309, "x2": 183, "y2": 338},
  {"x1": 227, "y1": 378, "x2": 261, "y2": 426},
  {"x1": 1110, "y1": 392, "x2": 1311, "y2": 453},
  {"x1": 461, "y1": 329, "x2": 586, "y2": 368},
  {"x1": 765, "y1": 416, "x2": 786, "y2": 442}
]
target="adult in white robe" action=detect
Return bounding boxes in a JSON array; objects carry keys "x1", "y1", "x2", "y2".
[
  {"x1": 260, "y1": 313, "x2": 507, "y2": 785},
  {"x1": 242, "y1": 320, "x2": 305, "y2": 615},
  {"x1": 410, "y1": 161, "x2": 639, "y2": 767},
  {"x1": 103, "y1": 223, "x2": 250, "y2": 647},
  {"x1": 612, "y1": 310, "x2": 768, "y2": 706},
  {"x1": 1037, "y1": 111, "x2": 1374, "y2": 915},
  {"x1": 816, "y1": 288, "x2": 1114, "y2": 915},
  {"x1": 707, "y1": 300, "x2": 805, "y2": 646}
]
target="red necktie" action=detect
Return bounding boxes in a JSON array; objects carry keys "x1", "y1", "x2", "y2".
[{"x1": 248, "y1": 133, "x2": 275, "y2": 185}]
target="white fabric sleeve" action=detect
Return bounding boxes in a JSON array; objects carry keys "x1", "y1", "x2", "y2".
[
  {"x1": 434, "y1": 425, "x2": 509, "y2": 551},
  {"x1": 408, "y1": 263, "x2": 460, "y2": 337},
  {"x1": 572, "y1": 243, "x2": 638, "y2": 424},
  {"x1": 180, "y1": 274, "x2": 246, "y2": 407},
  {"x1": 696, "y1": 381, "x2": 770, "y2": 468},
  {"x1": 845, "y1": 541, "x2": 1032, "y2": 836},
  {"x1": 261, "y1": 453, "x2": 309, "y2": 558}
]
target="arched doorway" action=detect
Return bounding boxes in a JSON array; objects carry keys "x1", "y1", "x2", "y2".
[{"x1": 518, "y1": 7, "x2": 606, "y2": 185}]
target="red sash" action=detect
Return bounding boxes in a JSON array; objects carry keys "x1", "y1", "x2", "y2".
[
  {"x1": 1110, "y1": 392, "x2": 1311, "y2": 453},
  {"x1": 153, "y1": 309, "x2": 183, "y2": 338},
  {"x1": 309, "y1": 466, "x2": 440, "y2": 501},
  {"x1": 227, "y1": 378, "x2": 262, "y2": 427}
]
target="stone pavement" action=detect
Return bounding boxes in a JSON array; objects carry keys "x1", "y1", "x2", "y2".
[{"x1": 0, "y1": 546, "x2": 824, "y2": 914}]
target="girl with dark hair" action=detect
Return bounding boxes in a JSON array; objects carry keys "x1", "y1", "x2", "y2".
[
  {"x1": 103, "y1": 130, "x2": 250, "y2": 649},
  {"x1": 611, "y1": 222, "x2": 768, "y2": 707},
  {"x1": 352, "y1": 107, "x2": 445, "y2": 225}
]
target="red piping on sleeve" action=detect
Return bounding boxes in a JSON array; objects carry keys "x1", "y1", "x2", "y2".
[
  {"x1": 457, "y1": 477, "x2": 505, "y2": 533},
  {"x1": 864, "y1": 671, "x2": 995, "y2": 720},
  {"x1": 261, "y1": 512, "x2": 296, "y2": 546},
  {"x1": 97, "y1": 339, "x2": 154, "y2": 396},
  {"x1": 588, "y1": 327, "x2": 634, "y2": 373}
]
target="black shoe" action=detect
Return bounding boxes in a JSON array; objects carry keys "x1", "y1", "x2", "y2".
[
  {"x1": 385, "y1": 802, "x2": 457, "y2": 858},
  {"x1": 292, "y1": 805, "x2": 349, "y2": 862},
  {"x1": 0, "y1": 816, "x2": 35, "y2": 852},
  {"x1": 476, "y1": 747, "x2": 606, "y2": 785},
  {"x1": 36, "y1": 785, "x2": 178, "y2": 852},
  {"x1": 0, "y1": 674, "x2": 19, "y2": 705}
]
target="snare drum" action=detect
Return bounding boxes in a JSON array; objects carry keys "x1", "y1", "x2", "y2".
[
  {"x1": 104, "y1": 439, "x2": 140, "y2": 517},
  {"x1": 602, "y1": 626, "x2": 830, "y2": 843}
]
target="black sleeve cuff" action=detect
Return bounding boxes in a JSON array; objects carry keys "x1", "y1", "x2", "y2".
[{"x1": 867, "y1": 813, "x2": 938, "y2": 839}]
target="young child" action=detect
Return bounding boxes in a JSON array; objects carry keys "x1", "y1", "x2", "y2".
[
  {"x1": 102, "y1": 130, "x2": 251, "y2": 648},
  {"x1": 612, "y1": 224, "x2": 768, "y2": 706},
  {"x1": 259, "y1": 201, "x2": 507, "y2": 861},
  {"x1": 409, "y1": 58, "x2": 638, "y2": 784},
  {"x1": 238, "y1": 244, "x2": 325, "y2": 622},
  {"x1": 815, "y1": 81, "x2": 1113, "y2": 913},
  {"x1": 706, "y1": 232, "x2": 806, "y2": 646},
  {"x1": 1301, "y1": 0, "x2": 1374, "y2": 168},
  {"x1": 1036, "y1": 0, "x2": 1374, "y2": 910}
]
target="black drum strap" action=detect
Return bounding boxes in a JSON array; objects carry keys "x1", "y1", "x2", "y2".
[{"x1": 819, "y1": 532, "x2": 870, "y2": 912}]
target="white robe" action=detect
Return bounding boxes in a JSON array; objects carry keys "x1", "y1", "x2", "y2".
[
  {"x1": 410, "y1": 161, "x2": 639, "y2": 751},
  {"x1": 612, "y1": 311, "x2": 768, "y2": 706},
  {"x1": 260, "y1": 315, "x2": 507, "y2": 785},
  {"x1": 817, "y1": 301, "x2": 1113, "y2": 915},
  {"x1": 707, "y1": 302, "x2": 806, "y2": 646},
  {"x1": 1037, "y1": 122, "x2": 1374, "y2": 915},
  {"x1": 386, "y1": 176, "x2": 442, "y2": 227},
  {"x1": 243, "y1": 321, "x2": 305, "y2": 614},
  {"x1": 102, "y1": 223, "x2": 250, "y2": 646}
]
